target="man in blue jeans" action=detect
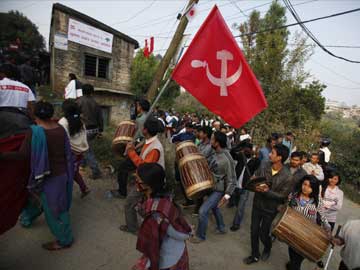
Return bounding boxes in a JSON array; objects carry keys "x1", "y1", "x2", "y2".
[{"x1": 190, "y1": 131, "x2": 237, "y2": 243}]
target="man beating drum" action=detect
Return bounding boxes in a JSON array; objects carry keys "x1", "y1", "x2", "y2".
[{"x1": 190, "y1": 131, "x2": 237, "y2": 243}]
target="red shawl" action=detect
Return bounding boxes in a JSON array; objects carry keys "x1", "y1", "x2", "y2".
[
  {"x1": 136, "y1": 197, "x2": 191, "y2": 270},
  {"x1": 0, "y1": 134, "x2": 30, "y2": 235}
]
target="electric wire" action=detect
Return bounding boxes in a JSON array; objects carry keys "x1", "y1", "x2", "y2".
[{"x1": 283, "y1": 0, "x2": 360, "y2": 63}]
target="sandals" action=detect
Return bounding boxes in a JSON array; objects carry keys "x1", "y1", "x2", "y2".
[
  {"x1": 42, "y1": 241, "x2": 72, "y2": 251},
  {"x1": 81, "y1": 189, "x2": 91, "y2": 199},
  {"x1": 119, "y1": 225, "x2": 137, "y2": 235}
]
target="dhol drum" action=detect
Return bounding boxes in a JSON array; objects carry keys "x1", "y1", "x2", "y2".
[
  {"x1": 175, "y1": 140, "x2": 199, "y2": 161},
  {"x1": 272, "y1": 206, "x2": 330, "y2": 262},
  {"x1": 112, "y1": 120, "x2": 136, "y2": 155},
  {"x1": 176, "y1": 141, "x2": 214, "y2": 199}
]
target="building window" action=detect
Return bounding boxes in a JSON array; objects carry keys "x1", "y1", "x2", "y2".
[{"x1": 84, "y1": 54, "x2": 110, "y2": 79}]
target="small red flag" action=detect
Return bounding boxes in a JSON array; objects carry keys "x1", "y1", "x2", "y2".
[
  {"x1": 143, "y1": 37, "x2": 154, "y2": 58},
  {"x1": 172, "y1": 5, "x2": 267, "y2": 128}
]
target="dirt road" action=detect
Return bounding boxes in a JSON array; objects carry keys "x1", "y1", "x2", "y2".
[{"x1": 1, "y1": 175, "x2": 359, "y2": 270}]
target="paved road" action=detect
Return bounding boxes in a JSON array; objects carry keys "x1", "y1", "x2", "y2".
[{"x1": 1, "y1": 175, "x2": 359, "y2": 270}]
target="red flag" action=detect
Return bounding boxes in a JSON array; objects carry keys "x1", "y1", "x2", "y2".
[
  {"x1": 143, "y1": 37, "x2": 154, "y2": 58},
  {"x1": 144, "y1": 39, "x2": 149, "y2": 58},
  {"x1": 185, "y1": 2, "x2": 197, "y2": 21},
  {"x1": 172, "y1": 5, "x2": 267, "y2": 128}
]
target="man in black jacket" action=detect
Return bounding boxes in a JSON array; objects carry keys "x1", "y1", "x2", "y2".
[
  {"x1": 244, "y1": 144, "x2": 292, "y2": 265},
  {"x1": 77, "y1": 84, "x2": 103, "y2": 179},
  {"x1": 229, "y1": 141, "x2": 260, "y2": 231}
]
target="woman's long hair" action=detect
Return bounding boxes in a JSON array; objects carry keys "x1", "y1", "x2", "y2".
[
  {"x1": 294, "y1": 175, "x2": 320, "y2": 207},
  {"x1": 321, "y1": 170, "x2": 341, "y2": 197},
  {"x1": 62, "y1": 100, "x2": 83, "y2": 136}
]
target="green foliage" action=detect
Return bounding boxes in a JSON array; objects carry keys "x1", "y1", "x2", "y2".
[
  {"x1": 0, "y1": 11, "x2": 45, "y2": 60},
  {"x1": 237, "y1": 1, "x2": 325, "y2": 140},
  {"x1": 173, "y1": 92, "x2": 212, "y2": 116},
  {"x1": 320, "y1": 115, "x2": 360, "y2": 195},
  {"x1": 92, "y1": 125, "x2": 118, "y2": 169},
  {"x1": 37, "y1": 84, "x2": 62, "y2": 102},
  {"x1": 130, "y1": 50, "x2": 159, "y2": 97},
  {"x1": 130, "y1": 49, "x2": 180, "y2": 105},
  {"x1": 157, "y1": 69, "x2": 181, "y2": 108}
]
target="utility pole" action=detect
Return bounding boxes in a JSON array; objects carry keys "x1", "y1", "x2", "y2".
[{"x1": 146, "y1": 0, "x2": 199, "y2": 102}]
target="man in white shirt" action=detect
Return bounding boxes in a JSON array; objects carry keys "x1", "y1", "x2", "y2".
[
  {"x1": 319, "y1": 139, "x2": 331, "y2": 170},
  {"x1": 302, "y1": 152, "x2": 324, "y2": 181},
  {"x1": 0, "y1": 64, "x2": 35, "y2": 138},
  {"x1": 239, "y1": 127, "x2": 252, "y2": 142}
]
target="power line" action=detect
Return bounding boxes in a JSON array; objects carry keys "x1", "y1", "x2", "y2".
[
  {"x1": 111, "y1": 0, "x2": 157, "y2": 25},
  {"x1": 149, "y1": 8, "x2": 360, "y2": 55},
  {"x1": 125, "y1": 0, "x2": 269, "y2": 33},
  {"x1": 228, "y1": 0, "x2": 249, "y2": 18},
  {"x1": 157, "y1": 1, "x2": 189, "y2": 54},
  {"x1": 130, "y1": 1, "x2": 274, "y2": 39},
  {"x1": 307, "y1": 80, "x2": 360, "y2": 90},
  {"x1": 153, "y1": 40, "x2": 358, "y2": 54},
  {"x1": 234, "y1": 7, "x2": 360, "y2": 40},
  {"x1": 310, "y1": 58, "x2": 360, "y2": 86},
  {"x1": 185, "y1": 0, "x2": 317, "y2": 38},
  {"x1": 123, "y1": 0, "x2": 223, "y2": 31},
  {"x1": 139, "y1": 0, "x2": 316, "y2": 41},
  {"x1": 323, "y1": 45, "x2": 360, "y2": 49},
  {"x1": 283, "y1": 0, "x2": 360, "y2": 63}
]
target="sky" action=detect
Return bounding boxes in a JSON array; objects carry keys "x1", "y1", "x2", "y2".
[{"x1": 1, "y1": 0, "x2": 360, "y2": 106}]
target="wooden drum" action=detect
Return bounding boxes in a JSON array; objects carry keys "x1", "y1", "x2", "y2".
[
  {"x1": 175, "y1": 140, "x2": 199, "y2": 161},
  {"x1": 112, "y1": 120, "x2": 136, "y2": 155},
  {"x1": 272, "y1": 207, "x2": 330, "y2": 262},
  {"x1": 176, "y1": 141, "x2": 214, "y2": 199}
]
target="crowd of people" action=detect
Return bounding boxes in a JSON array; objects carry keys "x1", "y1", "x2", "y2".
[
  {"x1": 0, "y1": 63, "x2": 359, "y2": 270},
  {"x1": 0, "y1": 54, "x2": 50, "y2": 97}
]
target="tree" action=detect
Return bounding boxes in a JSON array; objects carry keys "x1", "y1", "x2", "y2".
[
  {"x1": 130, "y1": 50, "x2": 180, "y2": 105},
  {"x1": 320, "y1": 115, "x2": 360, "y2": 202},
  {"x1": 236, "y1": 1, "x2": 325, "y2": 139},
  {"x1": 157, "y1": 75, "x2": 181, "y2": 109},
  {"x1": 0, "y1": 11, "x2": 45, "y2": 61},
  {"x1": 130, "y1": 49, "x2": 159, "y2": 97},
  {"x1": 173, "y1": 91, "x2": 210, "y2": 115}
]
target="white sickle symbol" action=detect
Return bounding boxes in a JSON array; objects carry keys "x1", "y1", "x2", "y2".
[{"x1": 191, "y1": 50, "x2": 242, "y2": 96}]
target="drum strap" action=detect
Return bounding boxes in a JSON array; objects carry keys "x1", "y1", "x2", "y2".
[{"x1": 240, "y1": 152, "x2": 252, "y2": 188}]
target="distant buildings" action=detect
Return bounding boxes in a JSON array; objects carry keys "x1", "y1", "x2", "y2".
[{"x1": 325, "y1": 99, "x2": 360, "y2": 119}]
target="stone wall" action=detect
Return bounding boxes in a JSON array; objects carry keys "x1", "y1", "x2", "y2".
[
  {"x1": 50, "y1": 9, "x2": 135, "y2": 95},
  {"x1": 93, "y1": 92, "x2": 133, "y2": 126}
]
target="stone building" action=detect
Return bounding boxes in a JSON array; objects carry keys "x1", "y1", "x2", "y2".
[{"x1": 49, "y1": 3, "x2": 139, "y2": 125}]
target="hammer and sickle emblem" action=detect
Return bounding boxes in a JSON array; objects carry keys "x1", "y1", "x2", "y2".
[{"x1": 191, "y1": 50, "x2": 242, "y2": 96}]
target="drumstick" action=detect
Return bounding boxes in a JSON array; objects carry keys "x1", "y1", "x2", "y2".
[{"x1": 324, "y1": 225, "x2": 342, "y2": 270}]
